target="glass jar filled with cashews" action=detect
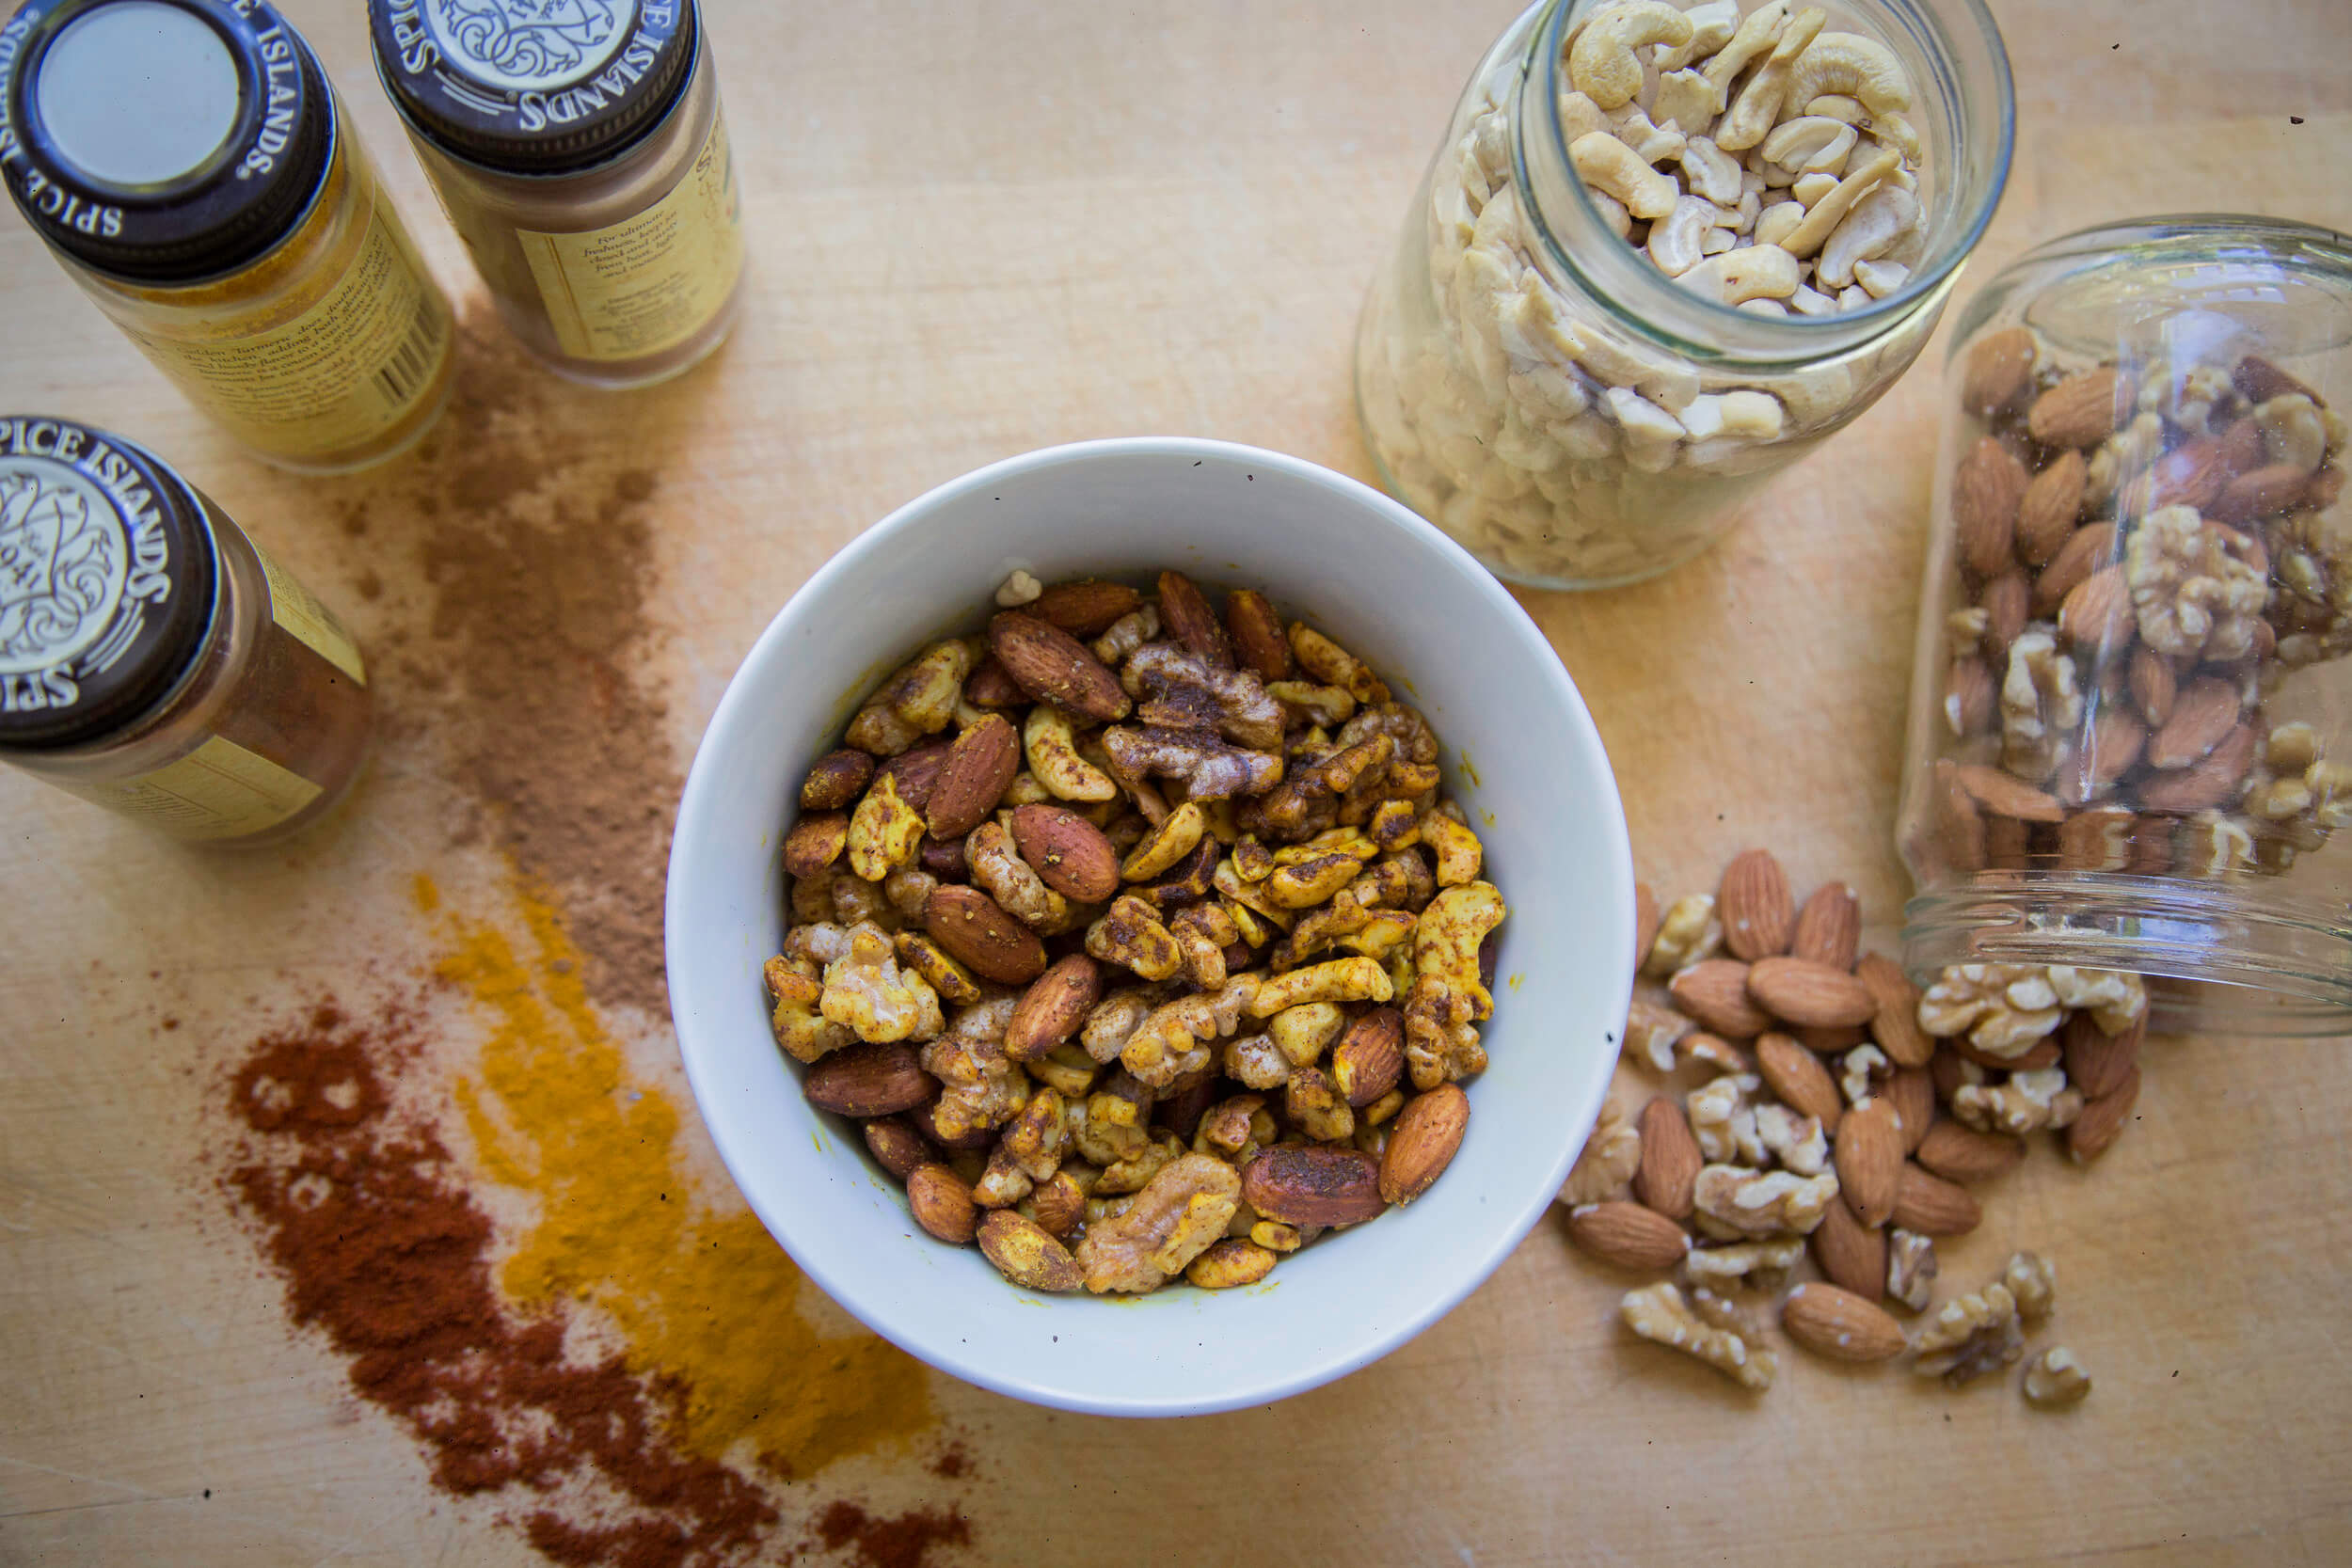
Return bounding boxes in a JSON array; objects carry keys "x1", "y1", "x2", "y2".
[{"x1": 1354, "y1": 0, "x2": 2013, "y2": 589}]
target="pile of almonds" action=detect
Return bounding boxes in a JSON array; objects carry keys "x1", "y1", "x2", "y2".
[{"x1": 1562, "y1": 847, "x2": 2133, "y2": 1403}]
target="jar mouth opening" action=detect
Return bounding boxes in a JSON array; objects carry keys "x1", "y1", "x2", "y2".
[{"x1": 1518, "y1": 0, "x2": 2014, "y2": 367}]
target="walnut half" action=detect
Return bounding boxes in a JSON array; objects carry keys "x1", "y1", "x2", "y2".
[
  {"x1": 1620, "y1": 1282, "x2": 1777, "y2": 1391},
  {"x1": 1911, "y1": 1281, "x2": 2026, "y2": 1387}
]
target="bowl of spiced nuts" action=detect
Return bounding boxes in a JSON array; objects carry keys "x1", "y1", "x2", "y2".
[{"x1": 666, "y1": 438, "x2": 1634, "y2": 1415}]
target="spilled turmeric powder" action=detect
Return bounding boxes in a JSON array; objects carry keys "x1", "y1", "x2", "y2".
[{"x1": 430, "y1": 873, "x2": 936, "y2": 1476}]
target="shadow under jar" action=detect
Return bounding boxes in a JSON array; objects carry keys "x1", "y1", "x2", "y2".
[
  {"x1": 1899, "y1": 216, "x2": 2352, "y2": 1033},
  {"x1": 1354, "y1": 0, "x2": 2012, "y2": 589}
]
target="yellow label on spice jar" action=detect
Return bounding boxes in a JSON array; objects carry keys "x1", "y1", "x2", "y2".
[
  {"x1": 122, "y1": 198, "x2": 453, "y2": 463},
  {"x1": 516, "y1": 115, "x2": 743, "y2": 362},
  {"x1": 57, "y1": 733, "x2": 321, "y2": 840},
  {"x1": 249, "y1": 542, "x2": 367, "y2": 685}
]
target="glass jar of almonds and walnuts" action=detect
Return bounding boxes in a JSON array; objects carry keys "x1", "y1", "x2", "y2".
[
  {"x1": 1354, "y1": 0, "x2": 2013, "y2": 588},
  {"x1": 1898, "y1": 216, "x2": 2352, "y2": 1033}
]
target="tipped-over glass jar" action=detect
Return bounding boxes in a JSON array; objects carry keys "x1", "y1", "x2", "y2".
[
  {"x1": 1897, "y1": 215, "x2": 2352, "y2": 1033},
  {"x1": 1355, "y1": 0, "x2": 2012, "y2": 589}
]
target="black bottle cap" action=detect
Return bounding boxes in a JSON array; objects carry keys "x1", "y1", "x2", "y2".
[
  {"x1": 0, "y1": 0, "x2": 334, "y2": 283},
  {"x1": 371, "y1": 0, "x2": 698, "y2": 175},
  {"x1": 0, "y1": 417, "x2": 215, "y2": 750}
]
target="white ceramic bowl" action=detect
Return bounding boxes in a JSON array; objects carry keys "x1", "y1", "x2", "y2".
[{"x1": 666, "y1": 438, "x2": 1633, "y2": 1416}]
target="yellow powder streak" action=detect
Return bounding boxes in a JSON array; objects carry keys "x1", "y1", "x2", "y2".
[{"x1": 433, "y1": 875, "x2": 934, "y2": 1476}]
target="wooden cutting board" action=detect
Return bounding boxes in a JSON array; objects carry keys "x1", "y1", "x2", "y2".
[{"x1": 3, "y1": 2, "x2": 2348, "y2": 1564}]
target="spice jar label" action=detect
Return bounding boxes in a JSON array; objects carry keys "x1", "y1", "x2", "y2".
[
  {"x1": 121, "y1": 197, "x2": 453, "y2": 463},
  {"x1": 55, "y1": 732, "x2": 322, "y2": 838},
  {"x1": 514, "y1": 115, "x2": 743, "y2": 362},
  {"x1": 248, "y1": 542, "x2": 366, "y2": 686}
]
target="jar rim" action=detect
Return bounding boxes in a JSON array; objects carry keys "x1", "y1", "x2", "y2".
[{"x1": 1517, "y1": 0, "x2": 2015, "y2": 368}]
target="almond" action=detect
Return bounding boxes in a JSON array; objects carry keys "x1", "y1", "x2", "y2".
[
  {"x1": 1747, "y1": 957, "x2": 1877, "y2": 1029},
  {"x1": 2033, "y1": 521, "x2": 2120, "y2": 615},
  {"x1": 1633, "y1": 881, "x2": 1661, "y2": 970},
  {"x1": 1718, "y1": 848, "x2": 1795, "y2": 959},
  {"x1": 1668, "y1": 959, "x2": 1773, "y2": 1039},
  {"x1": 1379, "y1": 1083, "x2": 1469, "y2": 1205},
  {"x1": 2137, "y1": 721, "x2": 2255, "y2": 812},
  {"x1": 2063, "y1": 706, "x2": 2147, "y2": 800},
  {"x1": 925, "y1": 884, "x2": 1049, "y2": 983},
  {"x1": 1952, "y1": 762, "x2": 2064, "y2": 823},
  {"x1": 863, "y1": 1116, "x2": 933, "y2": 1180},
  {"x1": 1835, "y1": 1099, "x2": 1902, "y2": 1228},
  {"x1": 961, "y1": 655, "x2": 1025, "y2": 707},
  {"x1": 2209, "y1": 462, "x2": 2311, "y2": 525},
  {"x1": 2233, "y1": 353, "x2": 2319, "y2": 404},
  {"x1": 924, "y1": 714, "x2": 1022, "y2": 839},
  {"x1": 1853, "y1": 954, "x2": 1931, "y2": 1069},
  {"x1": 2058, "y1": 564, "x2": 2135, "y2": 657},
  {"x1": 1944, "y1": 655, "x2": 1995, "y2": 736},
  {"x1": 2128, "y1": 432, "x2": 2235, "y2": 514},
  {"x1": 1789, "y1": 881, "x2": 1861, "y2": 971},
  {"x1": 1242, "y1": 1146, "x2": 1387, "y2": 1226},
  {"x1": 2062, "y1": 1011, "x2": 2143, "y2": 1101},
  {"x1": 1009, "y1": 803, "x2": 1120, "y2": 902},
  {"x1": 2027, "y1": 367, "x2": 2130, "y2": 449},
  {"x1": 2067, "y1": 1065, "x2": 2140, "y2": 1164},
  {"x1": 800, "y1": 749, "x2": 876, "y2": 811},
  {"x1": 2146, "y1": 676, "x2": 2242, "y2": 769},
  {"x1": 988, "y1": 611, "x2": 1131, "y2": 721},
  {"x1": 1632, "y1": 1097, "x2": 1702, "y2": 1220},
  {"x1": 1952, "y1": 436, "x2": 2026, "y2": 577},
  {"x1": 1781, "y1": 1282, "x2": 1907, "y2": 1363},
  {"x1": 783, "y1": 811, "x2": 850, "y2": 879},
  {"x1": 1793, "y1": 1023, "x2": 1867, "y2": 1054},
  {"x1": 1224, "y1": 588, "x2": 1292, "y2": 681},
  {"x1": 877, "y1": 737, "x2": 952, "y2": 809},
  {"x1": 1565, "y1": 1200, "x2": 1691, "y2": 1273},
  {"x1": 1329, "y1": 1006, "x2": 1405, "y2": 1105},
  {"x1": 1931, "y1": 759, "x2": 1987, "y2": 873},
  {"x1": 1915, "y1": 1120, "x2": 2025, "y2": 1185},
  {"x1": 1756, "y1": 1032, "x2": 1842, "y2": 1133},
  {"x1": 975, "y1": 1210, "x2": 1084, "y2": 1292},
  {"x1": 1003, "y1": 954, "x2": 1102, "y2": 1061},
  {"x1": 1890, "y1": 1162, "x2": 1980, "y2": 1236},
  {"x1": 1155, "y1": 570, "x2": 1233, "y2": 669},
  {"x1": 1810, "y1": 1198, "x2": 1888, "y2": 1300},
  {"x1": 1886, "y1": 1066, "x2": 1935, "y2": 1153},
  {"x1": 2016, "y1": 448, "x2": 2087, "y2": 564},
  {"x1": 803, "y1": 1042, "x2": 936, "y2": 1117},
  {"x1": 1960, "y1": 325, "x2": 2037, "y2": 417},
  {"x1": 1980, "y1": 570, "x2": 2030, "y2": 660},
  {"x1": 907, "y1": 1163, "x2": 978, "y2": 1243},
  {"x1": 918, "y1": 832, "x2": 968, "y2": 879},
  {"x1": 1028, "y1": 578, "x2": 1141, "y2": 637}
]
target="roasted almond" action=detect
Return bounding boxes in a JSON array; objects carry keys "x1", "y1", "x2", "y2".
[
  {"x1": 783, "y1": 811, "x2": 850, "y2": 879},
  {"x1": 2033, "y1": 521, "x2": 2120, "y2": 616},
  {"x1": 918, "y1": 832, "x2": 968, "y2": 879},
  {"x1": 2233, "y1": 352, "x2": 2319, "y2": 404},
  {"x1": 907, "y1": 1163, "x2": 978, "y2": 1243},
  {"x1": 863, "y1": 1116, "x2": 933, "y2": 1180},
  {"x1": 1915, "y1": 1120, "x2": 2025, "y2": 1185},
  {"x1": 1009, "y1": 803, "x2": 1121, "y2": 903},
  {"x1": 1003, "y1": 954, "x2": 1102, "y2": 1061},
  {"x1": 1379, "y1": 1083, "x2": 1469, "y2": 1205},
  {"x1": 2027, "y1": 367, "x2": 2130, "y2": 449},
  {"x1": 2147, "y1": 676, "x2": 2242, "y2": 769},
  {"x1": 1854, "y1": 953, "x2": 1932, "y2": 1069},
  {"x1": 1960, "y1": 325, "x2": 2036, "y2": 416},
  {"x1": 803, "y1": 1041, "x2": 936, "y2": 1118},
  {"x1": 1225, "y1": 588, "x2": 1292, "y2": 682},
  {"x1": 800, "y1": 749, "x2": 876, "y2": 811},
  {"x1": 1156, "y1": 570, "x2": 1233, "y2": 669},
  {"x1": 1632, "y1": 1097, "x2": 1702, "y2": 1220},
  {"x1": 925, "y1": 714, "x2": 1022, "y2": 840},
  {"x1": 2067, "y1": 1064, "x2": 2140, "y2": 1164},
  {"x1": 877, "y1": 737, "x2": 952, "y2": 809},
  {"x1": 2016, "y1": 447, "x2": 2087, "y2": 564},
  {"x1": 1885, "y1": 1066, "x2": 1935, "y2": 1152},
  {"x1": 1669, "y1": 959, "x2": 1773, "y2": 1039},
  {"x1": 1747, "y1": 957, "x2": 1877, "y2": 1029},
  {"x1": 1952, "y1": 436, "x2": 2026, "y2": 576},
  {"x1": 988, "y1": 611, "x2": 1131, "y2": 721},
  {"x1": 975, "y1": 1210, "x2": 1084, "y2": 1292},
  {"x1": 1242, "y1": 1146, "x2": 1387, "y2": 1226},
  {"x1": 2062, "y1": 1011, "x2": 2143, "y2": 1101},
  {"x1": 960, "y1": 654, "x2": 1025, "y2": 707},
  {"x1": 1781, "y1": 1282, "x2": 1907, "y2": 1363},
  {"x1": 1789, "y1": 882, "x2": 1861, "y2": 971},
  {"x1": 2058, "y1": 564, "x2": 2135, "y2": 657},
  {"x1": 925, "y1": 883, "x2": 1049, "y2": 984},
  {"x1": 2137, "y1": 721, "x2": 2256, "y2": 812},
  {"x1": 1329, "y1": 1006, "x2": 1405, "y2": 1105},
  {"x1": 1718, "y1": 848, "x2": 1795, "y2": 960},
  {"x1": 1028, "y1": 578, "x2": 1141, "y2": 637},
  {"x1": 1633, "y1": 881, "x2": 1661, "y2": 971},
  {"x1": 1565, "y1": 1200, "x2": 1691, "y2": 1273},
  {"x1": 1810, "y1": 1198, "x2": 1888, "y2": 1300},
  {"x1": 1756, "y1": 1032, "x2": 1843, "y2": 1133},
  {"x1": 1951, "y1": 762, "x2": 2064, "y2": 824},
  {"x1": 1890, "y1": 1162, "x2": 1981, "y2": 1236},
  {"x1": 1835, "y1": 1099, "x2": 1903, "y2": 1228}
]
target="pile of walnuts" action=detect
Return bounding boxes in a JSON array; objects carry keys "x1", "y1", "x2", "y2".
[{"x1": 765, "y1": 569, "x2": 1506, "y2": 1296}]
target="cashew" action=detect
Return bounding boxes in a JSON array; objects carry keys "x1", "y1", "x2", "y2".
[
  {"x1": 1024, "y1": 707, "x2": 1117, "y2": 801},
  {"x1": 1713, "y1": 7, "x2": 1827, "y2": 152},
  {"x1": 1655, "y1": 0, "x2": 1738, "y2": 71},
  {"x1": 1716, "y1": 389, "x2": 1785, "y2": 439},
  {"x1": 1567, "y1": 2, "x2": 1694, "y2": 110},
  {"x1": 1788, "y1": 280, "x2": 1837, "y2": 316},
  {"x1": 1738, "y1": 293, "x2": 1787, "y2": 315},
  {"x1": 1791, "y1": 171, "x2": 1838, "y2": 207},
  {"x1": 1678, "y1": 135, "x2": 1744, "y2": 207},
  {"x1": 1588, "y1": 186, "x2": 1631, "y2": 239},
  {"x1": 1701, "y1": 227, "x2": 1738, "y2": 255},
  {"x1": 1569, "y1": 132, "x2": 1677, "y2": 221},
  {"x1": 1867, "y1": 110, "x2": 1923, "y2": 163},
  {"x1": 1805, "y1": 92, "x2": 1865, "y2": 123},
  {"x1": 1606, "y1": 386, "x2": 1686, "y2": 444},
  {"x1": 1853, "y1": 258, "x2": 1910, "y2": 298},
  {"x1": 1608, "y1": 105, "x2": 1687, "y2": 166},
  {"x1": 1785, "y1": 32, "x2": 1915, "y2": 116},
  {"x1": 1674, "y1": 243, "x2": 1802, "y2": 306},
  {"x1": 1702, "y1": 0, "x2": 1788, "y2": 92},
  {"x1": 1646, "y1": 195, "x2": 1720, "y2": 277},
  {"x1": 1556, "y1": 88, "x2": 1610, "y2": 146},
  {"x1": 1779, "y1": 148, "x2": 1899, "y2": 259},
  {"x1": 1754, "y1": 200, "x2": 1804, "y2": 248},
  {"x1": 1815, "y1": 182, "x2": 1918, "y2": 288},
  {"x1": 1652, "y1": 69, "x2": 1724, "y2": 137},
  {"x1": 1247, "y1": 956, "x2": 1394, "y2": 1016},
  {"x1": 1759, "y1": 116, "x2": 1856, "y2": 173}
]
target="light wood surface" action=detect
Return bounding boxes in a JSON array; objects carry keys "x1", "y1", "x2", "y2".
[{"x1": 5, "y1": 3, "x2": 2350, "y2": 1564}]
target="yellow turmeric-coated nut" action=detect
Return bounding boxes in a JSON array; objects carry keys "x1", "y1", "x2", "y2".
[
  {"x1": 845, "y1": 771, "x2": 927, "y2": 881},
  {"x1": 1248, "y1": 957, "x2": 1395, "y2": 1017},
  {"x1": 1185, "y1": 1238, "x2": 1279, "y2": 1290},
  {"x1": 1418, "y1": 809, "x2": 1485, "y2": 887},
  {"x1": 1120, "y1": 800, "x2": 1206, "y2": 880},
  {"x1": 1263, "y1": 852, "x2": 1364, "y2": 910}
]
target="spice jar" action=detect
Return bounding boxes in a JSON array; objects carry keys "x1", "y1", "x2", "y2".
[
  {"x1": 0, "y1": 415, "x2": 373, "y2": 843},
  {"x1": 371, "y1": 0, "x2": 743, "y2": 388},
  {"x1": 1897, "y1": 215, "x2": 2352, "y2": 1033},
  {"x1": 1354, "y1": 0, "x2": 2013, "y2": 589},
  {"x1": 0, "y1": 0, "x2": 455, "y2": 472}
]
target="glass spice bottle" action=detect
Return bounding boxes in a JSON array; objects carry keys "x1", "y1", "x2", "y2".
[
  {"x1": 0, "y1": 414, "x2": 373, "y2": 843},
  {"x1": 0, "y1": 0, "x2": 455, "y2": 473},
  {"x1": 370, "y1": 0, "x2": 743, "y2": 388}
]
